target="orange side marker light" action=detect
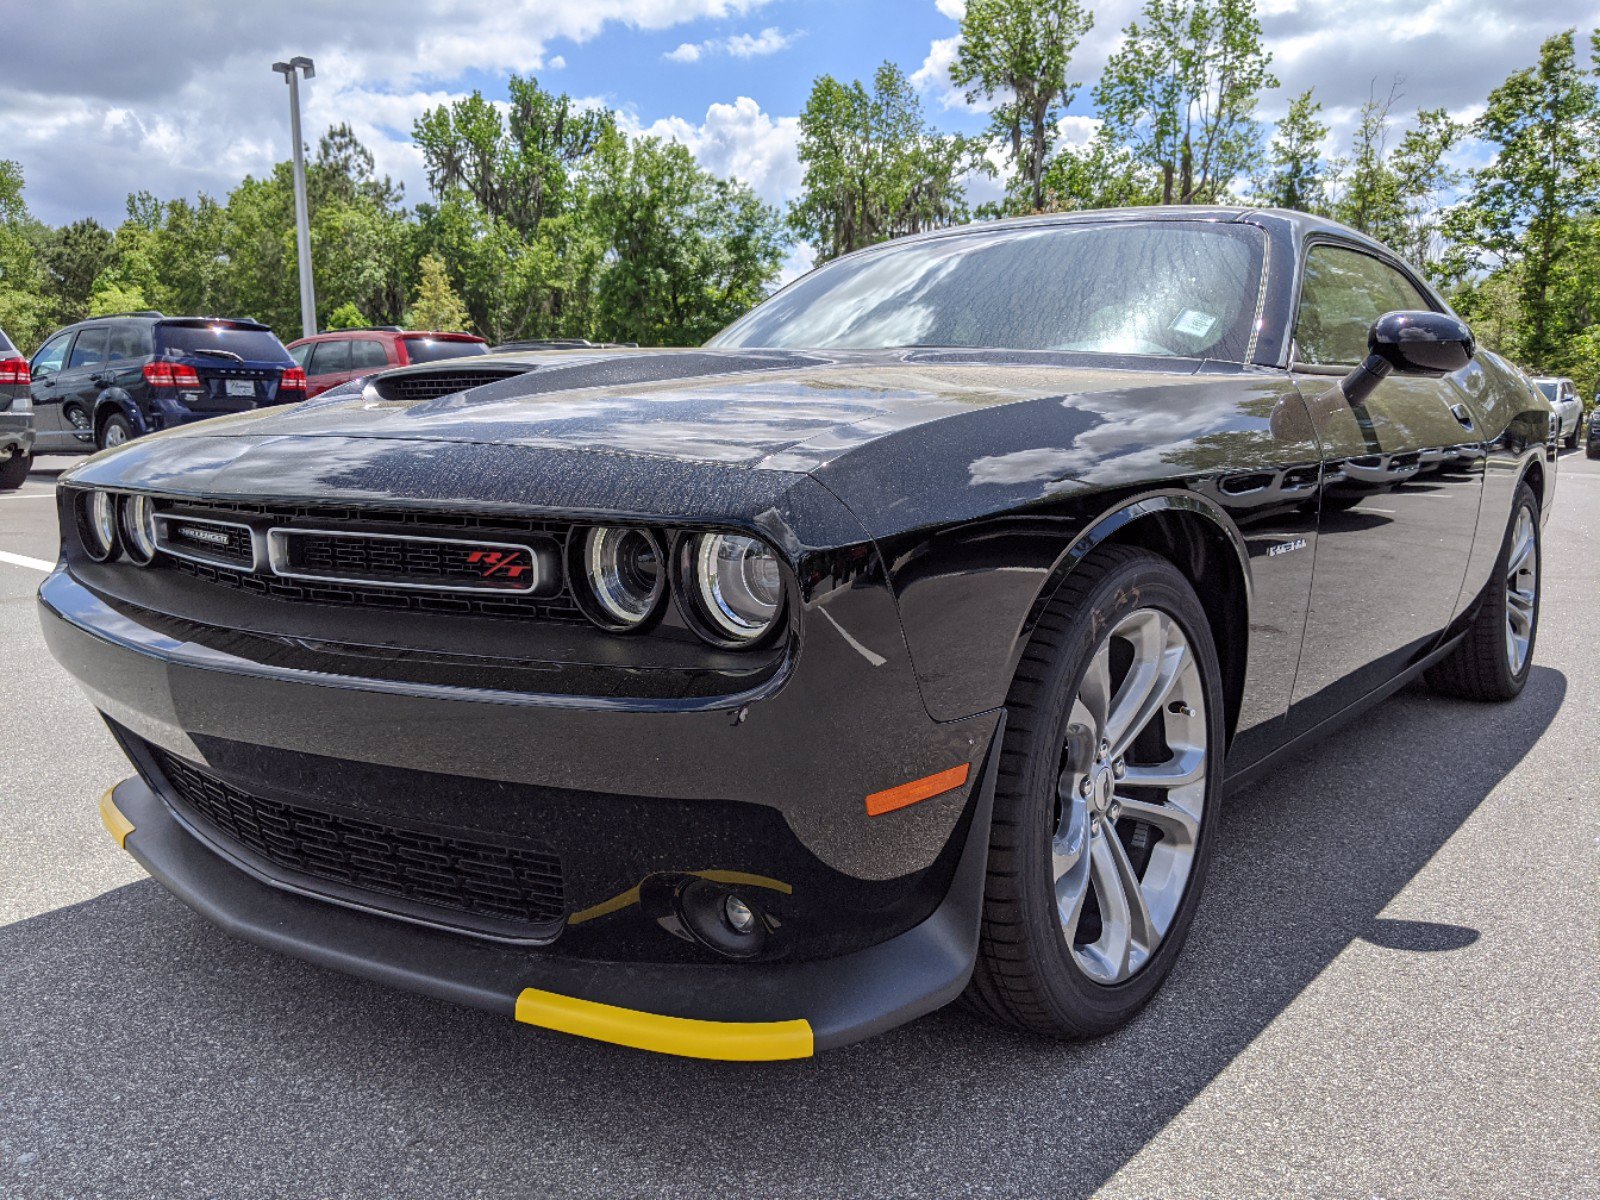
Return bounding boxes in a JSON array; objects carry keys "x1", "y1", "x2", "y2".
[{"x1": 865, "y1": 763, "x2": 970, "y2": 817}]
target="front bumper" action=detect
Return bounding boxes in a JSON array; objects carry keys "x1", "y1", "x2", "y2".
[{"x1": 98, "y1": 710, "x2": 999, "y2": 1058}]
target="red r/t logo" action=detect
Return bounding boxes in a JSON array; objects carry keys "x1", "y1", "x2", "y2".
[{"x1": 467, "y1": 550, "x2": 529, "y2": 579}]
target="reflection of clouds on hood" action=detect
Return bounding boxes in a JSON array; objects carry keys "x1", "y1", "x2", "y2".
[{"x1": 969, "y1": 447, "x2": 1085, "y2": 487}]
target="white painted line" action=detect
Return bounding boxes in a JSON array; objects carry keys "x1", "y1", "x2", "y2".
[
  {"x1": 0, "y1": 550, "x2": 54, "y2": 572},
  {"x1": 0, "y1": 492, "x2": 58, "y2": 501}
]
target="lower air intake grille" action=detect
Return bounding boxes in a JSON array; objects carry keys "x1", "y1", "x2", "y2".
[{"x1": 151, "y1": 749, "x2": 566, "y2": 932}]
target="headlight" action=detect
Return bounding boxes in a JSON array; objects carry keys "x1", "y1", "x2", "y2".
[
  {"x1": 685, "y1": 532, "x2": 785, "y2": 646},
  {"x1": 119, "y1": 494, "x2": 157, "y2": 565},
  {"x1": 577, "y1": 526, "x2": 666, "y2": 630},
  {"x1": 78, "y1": 490, "x2": 118, "y2": 562}
]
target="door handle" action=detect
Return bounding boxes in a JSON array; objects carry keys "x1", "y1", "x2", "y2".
[{"x1": 1450, "y1": 403, "x2": 1476, "y2": 430}]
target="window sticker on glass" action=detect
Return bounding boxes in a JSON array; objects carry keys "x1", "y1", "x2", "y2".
[{"x1": 1170, "y1": 310, "x2": 1218, "y2": 340}]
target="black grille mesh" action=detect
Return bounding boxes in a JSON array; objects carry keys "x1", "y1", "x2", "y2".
[
  {"x1": 152, "y1": 748, "x2": 566, "y2": 929},
  {"x1": 283, "y1": 530, "x2": 537, "y2": 592},
  {"x1": 373, "y1": 369, "x2": 526, "y2": 402}
]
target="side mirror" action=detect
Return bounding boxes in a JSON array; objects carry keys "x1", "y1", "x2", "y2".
[
  {"x1": 31, "y1": 365, "x2": 52, "y2": 382},
  {"x1": 1341, "y1": 311, "x2": 1476, "y2": 406}
]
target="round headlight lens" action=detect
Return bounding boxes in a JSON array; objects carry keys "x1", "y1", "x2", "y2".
[
  {"x1": 120, "y1": 494, "x2": 158, "y2": 565},
  {"x1": 691, "y1": 533, "x2": 784, "y2": 645},
  {"x1": 80, "y1": 490, "x2": 118, "y2": 561},
  {"x1": 582, "y1": 526, "x2": 665, "y2": 629}
]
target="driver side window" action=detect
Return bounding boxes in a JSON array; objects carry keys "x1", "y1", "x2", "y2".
[
  {"x1": 32, "y1": 331, "x2": 74, "y2": 376},
  {"x1": 1295, "y1": 245, "x2": 1432, "y2": 367}
]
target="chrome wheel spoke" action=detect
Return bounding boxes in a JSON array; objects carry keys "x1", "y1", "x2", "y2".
[
  {"x1": 1113, "y1": 795, "x2": 1200, "y2": 847},
  {"x1": 1503, "y1": 509, "x2": 1538, "y2": 674},
  {"x1": 1106, "y1": 614, "x2": 1188, "y2": 760},
  {"x1": 1085, "y1": 818, "x2": 1157, "y2": 979}
]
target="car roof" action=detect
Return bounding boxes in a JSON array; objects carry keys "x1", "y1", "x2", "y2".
[
  {"x1": 287, "y1": 330, "x2": 484, "y2": 346},
  {"x1": 840, "y1": 205, "x2": 1401, "y2": 260}
]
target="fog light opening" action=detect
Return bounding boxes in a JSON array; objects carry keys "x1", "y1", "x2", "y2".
[{"x1": 676, "y1": 878, "x2": 768, "y2": 960}]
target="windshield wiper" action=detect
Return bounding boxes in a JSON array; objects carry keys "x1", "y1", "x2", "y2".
[{"x1": 188, "y1": 348, "x2": 244, "y2": 363}]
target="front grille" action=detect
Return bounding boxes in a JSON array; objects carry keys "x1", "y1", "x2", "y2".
[
  {"x1": 161, "y1": 517, "x2": 254, "y2": 566},
  {"x1": 276, "y1": 529, "x2": 542, "y2": 593},
  {"x1": 152, "y1": 748, "x2": 566, "y2": 931},
  {"x1": 154, "y1": 498, "x2": 586, "y2": 623},
  {"x1": 373, "y1": 369, "x2": 527, "y2": 403}
]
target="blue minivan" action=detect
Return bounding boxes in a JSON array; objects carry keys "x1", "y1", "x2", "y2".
[{"x1": 28, "y1": 312, "x2": 306, "y2": 453}]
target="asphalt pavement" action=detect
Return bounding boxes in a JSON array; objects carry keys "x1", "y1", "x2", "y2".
[{"x1": 1, "y1": 451, "x2": 1595, "y2": 1199}]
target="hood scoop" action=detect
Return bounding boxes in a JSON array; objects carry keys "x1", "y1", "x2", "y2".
[{"x1": 372, "y1": 367, "x2": 532, "y2": 404}]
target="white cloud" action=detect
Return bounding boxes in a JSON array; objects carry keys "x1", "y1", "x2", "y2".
[
  {"x1": 548, "y1": 55, "x2": 567, "y2": 69},
  {"x1": 663, "y1": 26, "x2": 802, "y2": 63},
  {"x1": 912, "y1": 35, "x2": 969, "y2": 110},
  {"x1": 0, "y1": 0, "x2": 775, "y2": 224},
  {"x1": 623, "y1": 96, "x2": 802, "y2": 205},
  {"x1": 935, "y1": 0, "x2": 965, "y2": 17}
]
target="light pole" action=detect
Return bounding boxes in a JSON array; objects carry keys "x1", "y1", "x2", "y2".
[{"x1": 272, "y1": 56, "x2": 317, "y2": 339}]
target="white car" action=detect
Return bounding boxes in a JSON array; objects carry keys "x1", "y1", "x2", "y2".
[{"x1": 1533, "y1": 376, "x2": 1584, "y2": 449}]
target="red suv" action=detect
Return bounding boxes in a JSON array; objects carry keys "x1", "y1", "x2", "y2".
[{"x1": 286, "y1": 328, "x2": 489, "y2": 398}]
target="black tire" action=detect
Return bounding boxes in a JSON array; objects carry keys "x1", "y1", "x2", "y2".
[
  {"x1": 1425, "y1": 482, "x2": 1539, "y2": 701},
  {"x1": 0, "y1": 451, "x2": 30, "y2": 490},
  {"x1": 964, "y1": 546, "x2": 1226, "y2": 1039},
  {"x1": 97, "y1": 413, "x2": 134, "y2": 451},
  {"x1": 1565, "y1": 425, "x2": 1580, "y2": 450},
  {"x1": 1587, "y1": 442, "x2": 1600, "y2": 460}
]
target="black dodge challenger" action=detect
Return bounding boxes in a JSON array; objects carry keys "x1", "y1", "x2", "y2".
[{"x1": 42, "y1": 208, "x2": 1555, "y2": 1060}]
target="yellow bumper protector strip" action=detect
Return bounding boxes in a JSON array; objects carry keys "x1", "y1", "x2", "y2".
[
  {"x1": 99, "y1": 787, "x2": 135, "y2": 849},
  {"x1": 514, "y1": 988, "x2": 813, "y2": 1061}
]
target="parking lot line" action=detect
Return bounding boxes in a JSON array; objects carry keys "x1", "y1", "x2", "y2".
[{"x1": 0, "y1": 550, "x2": 54, "y2": 572}]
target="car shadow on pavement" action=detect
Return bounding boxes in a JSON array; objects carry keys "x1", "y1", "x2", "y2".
[{"x1": 0, "y1": 667, "x2": 1566, "y2": 1198}]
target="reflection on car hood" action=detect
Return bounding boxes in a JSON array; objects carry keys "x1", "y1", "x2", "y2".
[{"x1": 149, "y1": 346, "x2": 1214, "y2": 472}]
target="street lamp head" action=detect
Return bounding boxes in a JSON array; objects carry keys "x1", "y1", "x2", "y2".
[{"x1": 271, "y1": 57, "x2": 315, "y2": 80}]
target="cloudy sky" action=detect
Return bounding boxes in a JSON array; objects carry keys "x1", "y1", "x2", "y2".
[{"x1": 5, "y1": 0, "x2": 1593, "y2": 232}]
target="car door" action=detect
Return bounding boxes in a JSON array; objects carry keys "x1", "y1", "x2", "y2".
[
  {"x1": 306, "y1": 338, "x2": 352, "y2": 397},
  {"x1": 348, "y1": 336, "x2": 390, "y2": 386},
  {"x1": 1287, "y1": 242, "x2": 1486, "y2": 732},
  {"x1": 61, "y1": 325, "x2": 109, "y2": 446},
  {"x1": 28, "y1": 330, "x2": 77, "y2": 451}
]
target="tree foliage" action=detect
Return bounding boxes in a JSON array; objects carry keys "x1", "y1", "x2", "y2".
[
  {"x1": 950, "y1": 0, "x2": 1094, "y2": 213},
  {"x1": 1096, "y1": 0, "x2": 1276, "y2": 205},
  {"x1": 790, "y1": 63, "x2": 980, "y2": 262},
  {"x1": 1261, "y1": 89, "x2": 1328, "y2": 213},
  {"x1": 404, "y1": 253, "x2": 473, "y2": 332}
]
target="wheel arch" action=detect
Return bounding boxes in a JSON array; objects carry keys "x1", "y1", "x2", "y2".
[
  {"x1": 1019, "y1": 491, "x2": 1253, "y2": 750},
  {"x1": 92, "y1": 392, "x2": 145, "y2": 441}
]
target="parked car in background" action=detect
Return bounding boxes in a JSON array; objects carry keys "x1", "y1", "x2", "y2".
[
  {"x1": 287, "y1": 328, "x2": 487, "y2": 398},
  {"x1": 1532, "y1": 376, "x2": 1583, "y2": 448},
  {"x1": 1587, "y1": 403, "x2": 1600, "y2": 459},
  {"x1": 28, "y1": 313, "x2": 306, "y2": 453},
  {"x1": 0, "y1": 327, "x2": 35, "y2": 488}
]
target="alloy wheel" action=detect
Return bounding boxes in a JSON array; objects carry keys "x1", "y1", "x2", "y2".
[
  {"x1": 1053, "y1": 607, "x2": 1207, "y2": 985},
  {"x1": 1504, "y1": 507, "x2": 1537, "y2": 675},
  {"x1": 102, "y1": 423, "x2": 128, "y2": 448}
]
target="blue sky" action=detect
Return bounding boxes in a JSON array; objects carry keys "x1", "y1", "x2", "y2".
[{"x1": 3, "y1": 0, "x2": 1593, "y2": 248}]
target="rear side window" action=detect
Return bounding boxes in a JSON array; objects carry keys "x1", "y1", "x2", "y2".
[
  {"x1": 288, "y1": 344, "x2": 311, "y2": 368},
  {"x1": 106, "y1": 322, "x2": 149, "y2": 361},
  {"x1": 156, "y1": 322, "x2": 292, "y2": 363},
  {"x1": 1295, "y1": 245, "x2": 1433, "y2": 366},
  {"x1": 68, "y1": 327, "x2": 108, "y2": 369},
  {"x1": 309, "y1": 340, "x2": 351, "y2": 374},
  {"x1": 402, "y1": 337, "x2": 487, "y2": 364},
  {"x1": 0, "y1": 330, "x2": 16, "y2": 355},
  {"x1": 350, "y1": 339, "x2": 390, "y2": 370}
]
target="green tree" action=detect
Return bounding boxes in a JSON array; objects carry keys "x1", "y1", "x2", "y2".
[
  {"x1": 587, "y1": 132, "x2": 785, "y2": 345},
  {"x1": 324, "y1": 301, "x2": 368, "y2": 330},
  {"x1": 1033, "y1": 128, "x2": 1160, "y2": 212},
  {"x1": 1095, "y1": 0, "x2": 1277, "y2": 204},
  {"x1": 0, "y1": 160, "x2": 51, "y2": 350},
  {"x1": 42, "y1": 218, "x2": 115, "y2": 324},
  {"x1": 1261, "y1": 89, "x2": 1329, "y2": 212},
  {"x1": 1328, "y1": 84, "x2": 1405, "y2": 243},
  {"x1": 405, "y1": 253, "x2": 473, "y2": 332},
  {"x1": 790, "y1": 62, "x2": 980, "y2": 262},
  {"x1": 1388, "y1": 108, "x2": 1463, "y2": 270},
  {"x1": 950, "y1": 0, "x2": 1094, "y2": 213},
  {"x1": 1445, "y1": 29, "x2": 1600, "y2": 365}
]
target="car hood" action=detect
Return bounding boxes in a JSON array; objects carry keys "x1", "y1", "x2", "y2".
[{"x1": 144, "y1": 347, "x2": 1214, "y2": 472}]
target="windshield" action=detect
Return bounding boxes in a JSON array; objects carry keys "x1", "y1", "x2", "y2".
[
  {"x1": 1534, "y1": 381, "x2": 1558, "y2": 401},
  {"x1": 710, "y1": 221, "x2": 1265, "y2": 360},
  {"x1": 404, "y1": 337, "x2": 488, "y2": 364},
  {"x1": 156, "y1": 322, "x2": 292, "y2": 363}
]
